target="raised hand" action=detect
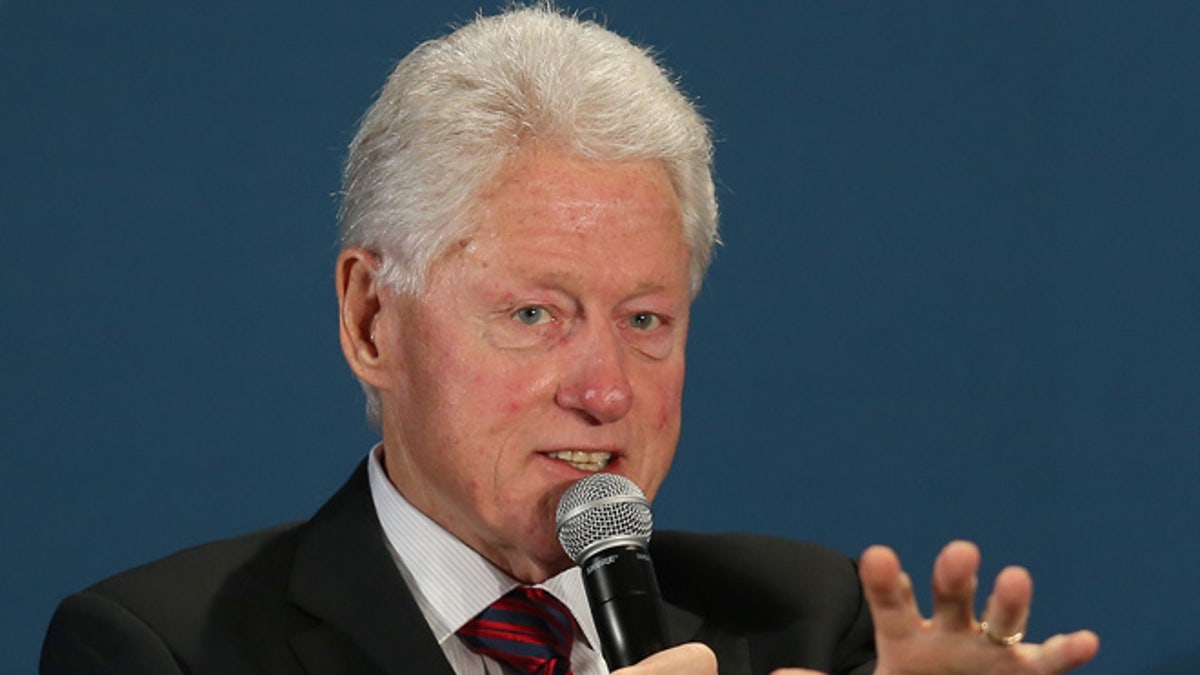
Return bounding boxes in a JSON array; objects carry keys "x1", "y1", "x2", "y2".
[{"x1": 856, "y1": 540, "x2": 1099, "y2": 675}]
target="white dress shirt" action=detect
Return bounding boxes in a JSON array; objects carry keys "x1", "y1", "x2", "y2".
[{"x1": 367, "y1": 446, "x2": 610, "y2": 674}]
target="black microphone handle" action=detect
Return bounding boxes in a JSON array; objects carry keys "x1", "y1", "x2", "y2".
[{"x1": 579, "y1": 542, "x2": 669, "y2": 669}]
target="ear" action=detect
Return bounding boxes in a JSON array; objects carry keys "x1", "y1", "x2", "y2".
[{"x1": 335, "y1": 247, "x2": 391, "y2": 389}]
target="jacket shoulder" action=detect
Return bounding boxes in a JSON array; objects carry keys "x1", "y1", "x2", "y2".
[
  {"x1": 90, "y1": 522, "x2": 303, "y2": 608},
  {"x1": 43, "y1": 522, "x2": 308, "y2": 674}
]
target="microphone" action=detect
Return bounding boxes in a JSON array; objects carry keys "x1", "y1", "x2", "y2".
[{"x1": 555, "y1": 473, "x2": 669, "y2": 669}]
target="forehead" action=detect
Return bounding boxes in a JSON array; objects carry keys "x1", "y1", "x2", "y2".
[
  {"x1": 476, "y1": 146, "x2": 680, "y2": 231},
  {"x1": 458, "y1": 149, "x2": 683, "y2": 276},
  {"x1": 415, "y1": 145, "x2": 692, "y2": 303}
]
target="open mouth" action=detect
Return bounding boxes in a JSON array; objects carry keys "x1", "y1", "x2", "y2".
[{"x1": 545, "y1": 450, "x2": 612, "y2": 472}]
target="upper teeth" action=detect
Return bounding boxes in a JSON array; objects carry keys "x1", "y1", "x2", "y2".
[{"x1": 548, "y1": 450, "x2": 612, "y2": 471}]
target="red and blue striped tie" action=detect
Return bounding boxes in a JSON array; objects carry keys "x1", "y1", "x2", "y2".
[{"x1": 458, "y1": 586, "x2": 576, "y2": 675}]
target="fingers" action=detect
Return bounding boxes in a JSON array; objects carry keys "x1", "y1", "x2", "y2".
[
  {"x1": 611, "y1": 642, "x2": 717, "y2": 675},
  {"x1": 930, "y1": 540, "x2": 981, "y2": 632},
  {"x1": 980, "y1": 564, "x2": 1033, "y2": 643},
  {"x1": 1030, "y1": 630, "x2": 1101, "y2": 673},
  {"x1": 862, "y1": 540, "x2": 1101, "y2": 674},
  {"x1": 859, "y1": 545, "x2": 922, "y2": 640}
]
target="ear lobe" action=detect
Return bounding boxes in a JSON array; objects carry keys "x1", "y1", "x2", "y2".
[{"x1": 335, "y1": 247, "x2": 389, "y2": 387}]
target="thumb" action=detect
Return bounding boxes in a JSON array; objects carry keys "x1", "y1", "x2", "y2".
[{"x1": 611, "y1": 643, "x2": 717, "y2": 674}]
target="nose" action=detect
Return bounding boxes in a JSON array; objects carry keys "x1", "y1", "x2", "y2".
[{"x1": 555, "y1": 322, "x2": 634, "y2": 424}]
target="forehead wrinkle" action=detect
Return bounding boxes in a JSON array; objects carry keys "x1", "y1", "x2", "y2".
[
  {"x1": 442, "y1": 148, "x2": 689, "y2": 303},
  {"x1": 519, "y1": 189, "x2": 680, "y2": 239},
  {"x1": 480, "y1": 150, "x2": 680, "y2": 230},
  {"x1": 493, "y1": 241, "x2": 685, "y2": 302}
]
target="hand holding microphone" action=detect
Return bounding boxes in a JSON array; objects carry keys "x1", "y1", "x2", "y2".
[{"x1": 610, "y1": 643, "x2": 718, "y2": 675}]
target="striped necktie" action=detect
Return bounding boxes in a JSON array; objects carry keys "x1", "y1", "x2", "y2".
[{"x1": 457, "y1": 586, "x2": 576, "y2": 675}]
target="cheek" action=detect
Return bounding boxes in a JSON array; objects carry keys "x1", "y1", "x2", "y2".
[
  {"x1": 464, "y1": 364, "x2": 545, "y2": 418},
  {"x1": 497, "y1": 364, "x2": 561, "y2": 414},
  {"x1": 657, "y1": 408, "x2": 674, "y2": 431},
  {"x1": 497, "y1": 376, "x2": 536, "y2": 414},
  {"x1": 652, "y1": 369, "x2": 685, "y2": 432}
]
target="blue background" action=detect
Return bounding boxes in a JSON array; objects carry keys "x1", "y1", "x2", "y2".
[{"x1": 3, "y1": 2, "x2": 1197, "y2": 673}]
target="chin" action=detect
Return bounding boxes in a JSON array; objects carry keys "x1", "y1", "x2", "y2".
[{"x1": 509, "y1": 537, "x2": 575, "y2": 583}]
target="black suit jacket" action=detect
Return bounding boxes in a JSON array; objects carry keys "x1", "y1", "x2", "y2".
[{"x1": 42, "y1": 462, "x2": 876, "y2": 674}]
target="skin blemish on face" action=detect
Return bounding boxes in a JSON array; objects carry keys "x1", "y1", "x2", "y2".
[
  {"x1": 656, "y1": 390, "x2": 682, "y2": 431},
  {"x1": 451, "y1": 236, "x2": 491, "y2": 270}
]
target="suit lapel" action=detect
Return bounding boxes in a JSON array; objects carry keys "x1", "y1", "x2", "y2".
[{"x1": 286, "y1": 461, "x2": 454, "y2": 675}]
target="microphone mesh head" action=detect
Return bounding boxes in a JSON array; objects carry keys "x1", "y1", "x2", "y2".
[{"x1": 555, "y1": 473, "x2": 653, "y2": 563}]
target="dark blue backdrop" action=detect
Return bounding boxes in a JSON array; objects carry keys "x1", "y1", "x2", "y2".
[{"x1": 3, "y1": 2, "x2": 1197, "y2": 673}]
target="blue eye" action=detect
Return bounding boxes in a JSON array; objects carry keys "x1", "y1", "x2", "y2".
[
  {"x1": 628, "y1": 312, "x2": 661, "y2": 330},
  {"x1": 514, "y1": 306, "x2": 552, "y2": 325}
]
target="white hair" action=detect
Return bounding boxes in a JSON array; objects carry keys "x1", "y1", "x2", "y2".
[{"x1": 339, "y1": 3, "x2": 719, "y2": 428}]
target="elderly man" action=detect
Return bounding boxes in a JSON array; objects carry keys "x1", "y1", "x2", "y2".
[{"x1": 42, "y1": 6, "x2": 1098, "y2": 675}]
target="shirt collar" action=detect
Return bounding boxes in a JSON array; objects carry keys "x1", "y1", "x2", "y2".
[{"x1": 366, "y1": 445, "x2": 600, "y2": 649}]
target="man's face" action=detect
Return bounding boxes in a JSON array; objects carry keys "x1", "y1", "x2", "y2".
[{"x1": 372, "y1": 146, "x2": 692, "y2": 582}]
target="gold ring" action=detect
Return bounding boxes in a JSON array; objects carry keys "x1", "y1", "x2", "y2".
[{"x1": 979, "y1": 620, "x2": 1025, "y2": 646}]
